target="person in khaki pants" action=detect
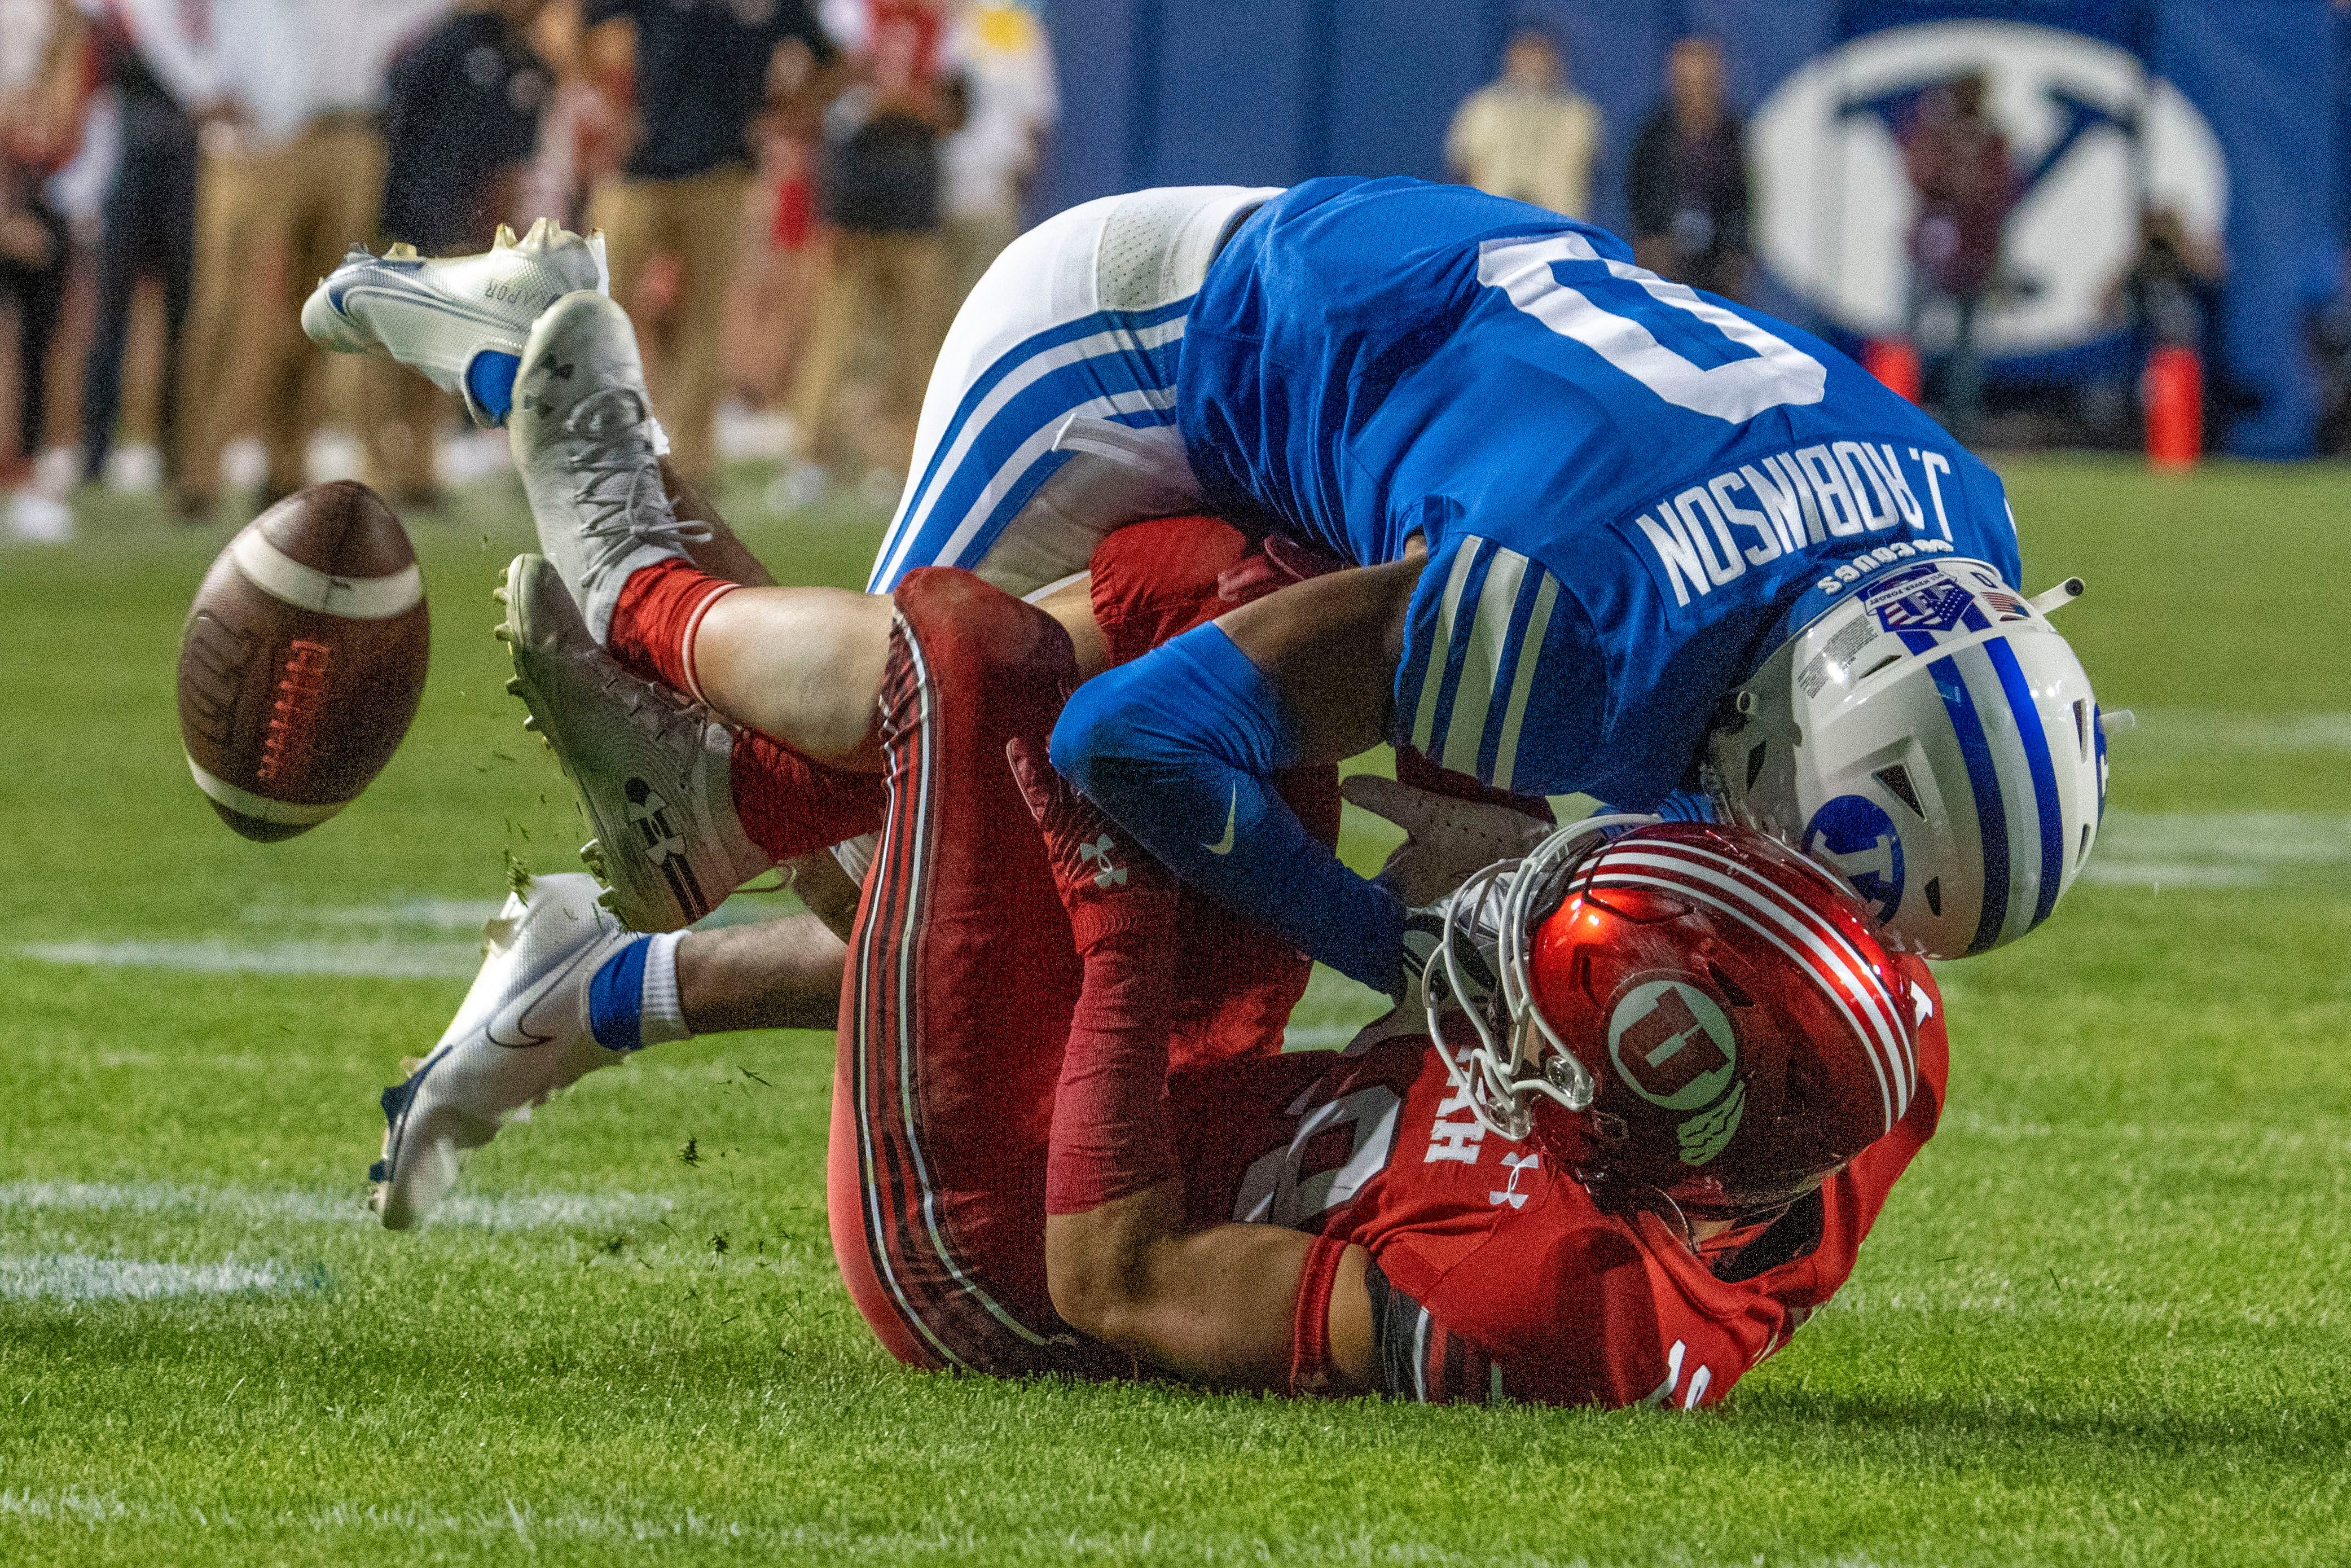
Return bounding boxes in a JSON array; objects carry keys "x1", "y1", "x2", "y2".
[
  {"x1": 582, "y1": 0, "x2": 836, "y2": 486},
  {"x1": 172, "y1": 0, "x2": 451, "y2": 521},
  {"x1": 586, "y1": 165, "x2": 752, "y2": 481},
  {"x1": 175, "y1": 118, "x2": 384, "y2": 519},
  {"x1": 787, "y1": 0, "x2": 956, "y2": 485}
]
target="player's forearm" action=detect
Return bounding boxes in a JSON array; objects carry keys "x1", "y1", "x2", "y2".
[
  {"x1": 1051, "y1": 625, "x2": 1407, "y2": 993},
  {"x1": 1045, "y1": 1194, "x2": 1372, "y2": 1393},
  {"x1": 1038, "y1": 902, "x2": 1373, "y2": 1394},
  {"x1": 1044, "y1": 922, "x2": 1181, "y2": 1213}
]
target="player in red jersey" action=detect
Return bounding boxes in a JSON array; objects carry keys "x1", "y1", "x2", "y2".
[
  {"x1": 840, "y1": 562, "x2": 1945, "y2": 1403},
  {"x1": 371, "y1": 509, "x2": 1388, "y2": 1225},
  {"x1": 379, "y1": 493, "x2": 1943, "y2": 1408}
]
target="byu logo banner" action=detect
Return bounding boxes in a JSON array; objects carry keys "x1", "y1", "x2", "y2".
[{"x1": 1751, "y1": 17, "x2": 2227, "y2": 363}]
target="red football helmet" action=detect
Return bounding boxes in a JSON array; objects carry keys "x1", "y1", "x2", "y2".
[{"x1": 1422, "y1": 818, "x2": 1922, "y2": 1224}]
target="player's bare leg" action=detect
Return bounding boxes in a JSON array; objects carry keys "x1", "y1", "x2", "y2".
[{"x1": 671, "y1": 916, "x2": 848, "y2": 1035}]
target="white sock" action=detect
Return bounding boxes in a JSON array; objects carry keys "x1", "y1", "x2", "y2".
[{"x1": 640, "y1": 930, "x2": 692, "y2": 1046}]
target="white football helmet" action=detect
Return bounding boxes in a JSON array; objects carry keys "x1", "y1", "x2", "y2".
[{"x1": 1706, "y1": 557, "x2": 2107, "y2": 959}]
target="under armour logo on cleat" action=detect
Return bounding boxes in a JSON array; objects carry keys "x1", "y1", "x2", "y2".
[
  {"x1": 624, "y1": 777, "x2": 683, "y2": 856},
  {"x1": 1075, "y1": 834, "x2": 1127, "y2": 888}
]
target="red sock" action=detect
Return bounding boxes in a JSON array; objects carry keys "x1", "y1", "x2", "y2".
[
  {"x1": 607, "y1": 556, "x2": 739, "y2": 701},
  {"x1": 728, "y1": 730, "x2": 886, "y2": 863}
]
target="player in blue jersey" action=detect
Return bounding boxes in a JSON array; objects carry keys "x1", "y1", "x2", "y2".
[
  {"x1": 305, "y1": 177, "x2": 2107, "y2": 1013},
  {"x1": 867, "y1": 177, "x2": 2107, "y2": 996}
]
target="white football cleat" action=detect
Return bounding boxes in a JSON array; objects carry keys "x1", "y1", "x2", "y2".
[
  {"x1": 509, "y1": 289, "x2": 708, "y2": 643},
  {"x1": 371, "y1": 873, "x2": 630, "y2": 1229},
  {"x1": 301, "y1": 218, "x2": 609, "y2": 426},
  {"x1": 499, "y1": 552, "x2": 774, "y2": 932}
]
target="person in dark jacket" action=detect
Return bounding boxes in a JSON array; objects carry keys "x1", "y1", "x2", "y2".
[
  {"x1": 1626, "y1": 36, "x2": 1751, "y2": 301},
  {"x1": 583, "y1": 0, "x2": 836, "y2": 485},
  {"x1": 372, "y1": 0, "x2": 555, "y2": 504},
  {"x1": 81, "y1": 0, "x2": 208, "y2": 493},
  {"x1": 1900, "y1": 71, "x2": 2016, "y2": 441}
]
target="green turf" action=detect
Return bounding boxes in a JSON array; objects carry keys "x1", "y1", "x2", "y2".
[{"x1": 1, "y1": 455, "x2": 2346, "y2": 1565}]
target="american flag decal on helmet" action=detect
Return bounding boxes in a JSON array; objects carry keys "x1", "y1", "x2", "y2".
[{"x1": 1579, "y1": 837, "x2": 1917, "y2": 1136}]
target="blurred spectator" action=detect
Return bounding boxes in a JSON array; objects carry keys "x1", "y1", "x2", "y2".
[
  {"x1": 2307, "y1": 245, "x2": 2351, "y2": 455},
  {"x1": 0, "y1": 0, "x2": 86, "y2": 521},
  {"x1": 583, "y1": 0, "x2": 835, "y2": 486},
  {"x1": 939, "y1": 0, "x2": 1053, "y2": 305},
  {"x1": 1445, "y1": 28, "x2": 1600, "y2": 221},
  {"x1": 174, "y1": 0, "x2": 452, "y2": 523},
  {"x1": 718, "y1": 98, "x2": 823, "y2": 409},
  {"x1": 788, "y1": 0, "x2": 956, "y2": 484},
  {"x1": 1627, "y1": 36, "x2": 1750, "y2": 300},
  {"x1": 1900, "y1": 71, "x2": 2015, "y2": 441},
  {"x1": 2100, "y1": 205, "x2": 2227, "y2": 451},
  {"x1": 373, "y1": 0, "x2": 555, "y2": 507},
  {"x1": 516, "y1": 0, "x2": 624, "y2": 233},
  {"x1": 2104, "y1": 206, "x2": 2224, "y2": 359},
  {"x1": 78, "y1": 0, "x2": 204, "y2": 496}
]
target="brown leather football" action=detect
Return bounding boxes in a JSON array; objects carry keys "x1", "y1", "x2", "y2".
[{"x1": 177, "y1": 481, "x2": 430, "y2": 841}]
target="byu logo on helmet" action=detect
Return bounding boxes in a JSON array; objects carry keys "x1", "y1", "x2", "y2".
[
  {"x1": 1805, "y1": 794, "x2": 1906, "y2": 925},
  {"x1": 1752, "y1": 21, "x2": 2227, "y2": 357},
  {"x1": 1708, "y1": 555, "x2": 2106, "y2": 961}
]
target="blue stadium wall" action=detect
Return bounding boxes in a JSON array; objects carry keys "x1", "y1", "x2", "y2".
[{"x1": 1037, "y1": 0, "x2": 2347, "y2": 458}]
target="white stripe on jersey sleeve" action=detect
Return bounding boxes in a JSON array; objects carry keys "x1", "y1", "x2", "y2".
[
  {"x1": 1409, "y1": 543, "x2": 1482, "y2": 756},
  {"x1": 1489, "y1": 573, "x2": 1559, "y2": 793},
  {"x1": 1436, "y1": 544, "x2": 1531, "y2": 780}
]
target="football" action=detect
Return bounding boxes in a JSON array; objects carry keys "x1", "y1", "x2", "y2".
[{"x1": 175, "y1": 480, "x2": 430, "y2": 842}]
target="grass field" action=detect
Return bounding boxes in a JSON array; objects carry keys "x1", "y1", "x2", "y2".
[{"x1": 1, "y1": 455, "x2": 2346, "y2": 1566}]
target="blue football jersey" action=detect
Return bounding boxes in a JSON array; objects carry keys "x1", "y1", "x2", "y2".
[{"x1": 1177, "y1": 177, "x2": 2024, "y2": 809}]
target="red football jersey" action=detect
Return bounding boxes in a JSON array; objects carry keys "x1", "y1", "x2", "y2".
[
  {"x1": 1089, "y1": 516, "x2": 1341, "y2": 1073},
  {"x1": 1168, "y1": 955, "x2": 1949, "y2": 1409}
]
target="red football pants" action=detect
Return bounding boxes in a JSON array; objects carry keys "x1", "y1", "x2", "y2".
[
  {"x1": 825, "y1": 524, "x2": 1347, "y2": 1377},
  {"x1": 827, "y1": 569, "x2": 1136, "y2": 1377}
]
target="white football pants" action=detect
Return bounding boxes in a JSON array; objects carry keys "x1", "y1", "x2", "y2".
[{"x1": 862, "y1": 185, "x2": 1280, "y2": 601}]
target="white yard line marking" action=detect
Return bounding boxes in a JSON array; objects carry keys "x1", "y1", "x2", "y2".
[
  {"x1": 253, "y1": 898, "x2": 507, "y2": 931},
  {"x1": 0, "y1": 1488, "x2": 1930, "y2": 1566},
  {"x1": 14, "y1": 939, "x2": 483, "y2": 980},
  {"x1": 2095, "y1": 811, "x2": 2351, "y2": 863},
  {"x1": 1942, "y1": 1110, "x2": 2351, "y2": 1152},
  {"x1": 0, "y1": 1180, "x2": 671, "y2": 1232},
  {"x1": 2123, "y1": 710, "x2": 2351, "y2": 754},
  {"x1": 2075, "y1": 861, "x2": 2270, "y2": 890},
  {"x1": 0, "y1": 1253, "x2": 294, "y2": 1303},
  {"x1": 2081, "y1": 810, "x2": 2351, "y2": 892}
]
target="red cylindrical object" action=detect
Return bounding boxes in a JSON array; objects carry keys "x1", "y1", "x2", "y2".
[
  {"x1": 1864, "y1": 338, "x2": 1923, "y2": 404},
  {"x1": 2145, "y1": 345, "x2": 2203, "y2": 470}
]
